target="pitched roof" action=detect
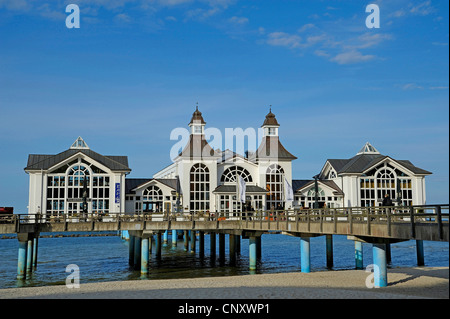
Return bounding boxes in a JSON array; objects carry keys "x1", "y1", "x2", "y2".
[
  {"x1": 125, "y1": 178, "x2": 178, "y2": 194},
  {"x1": 293, "y1": 179, "x2": 344, "y2": 195},
  {"x1": 178, "y1": 134, "x2": 219, "y2": 159},
  {"x1": 326, "y1": 154, "x2": 431, "y2": 175},
  {"x1": 253, "y1": 136, "x2": 297, "y2": 161},
  {"x1": 25, "y1": 149, "x2": 131, "y2": 172}
]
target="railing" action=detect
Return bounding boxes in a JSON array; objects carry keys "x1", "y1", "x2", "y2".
[{"x1": 1, "y1": 204, "x2": 448, "y2": 239}]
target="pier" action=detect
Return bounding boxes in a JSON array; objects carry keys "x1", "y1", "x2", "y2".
[{"x1": 1, "y1": 204, "x2": 448, "y2": 287}]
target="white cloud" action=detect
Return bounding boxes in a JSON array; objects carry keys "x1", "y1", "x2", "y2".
[
  {"x1": 330, "y1": 50, "x2": 375, "y2": 65},
  {"x1": 228, "y1": 16, "x2": 248, "y2": 25},
  {"x1": 409, "y1": 0, "x2": 435, "y2": 16},
  {"x1": 266, "y1": 32, "x2": 302, "y2": 49}
]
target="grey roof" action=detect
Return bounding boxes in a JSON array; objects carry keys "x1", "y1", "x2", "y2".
[
  {"x1": 253, "y1": 136, "x2": 297, "y2": 161},
  {"x1": 292, "y1": 180, "x2": 311, "y2": 192},
  {"x1": 327, "y1": 154, "x2": 432, "y2": 175},
  {"x1": 293, "y1": 179, "x2": 344, "y2": 195},
  {"x1": 213, "y1": 185, "x2": 268, "y2": 194},
  {"x1": 178, "y1": 134, "x2": 219, "y2": 159},
  {"x1": 25, "y1": 149, "x2": 131, "y2": 172},
  {"x1": 125, "y1": 178, "x2": 178, "y2": 194}
]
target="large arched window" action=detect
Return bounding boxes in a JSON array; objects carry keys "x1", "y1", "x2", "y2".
[
  {"x1": 360, "y1": 163, "x2": 412, "y2": 206},
  {"x1": 190, "y1": 163, "x2": 210, "y2": 211},
  {"x1": 266, "y1": 164, "x2": 284, "y2": 210},
  {"x1": 220, "y1": 166, "x2": 253, "y2": 183},
  {"x1": 46, "y1": 159, "x2": 110, "y2": 216}
]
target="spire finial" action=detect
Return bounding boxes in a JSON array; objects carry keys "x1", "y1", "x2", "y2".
[
  {"x1": 269, "y1": 105, "x2": 272, "y2": 113},
  {"x1": 196, "y1": 102, "x2": 198, "y2": 111}
]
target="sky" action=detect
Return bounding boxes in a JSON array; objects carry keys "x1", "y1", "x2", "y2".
[{"x1": 0, "y1": 0, "x2": 448, "y2": 213}]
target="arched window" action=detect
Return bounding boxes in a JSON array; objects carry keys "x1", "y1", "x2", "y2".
[
  {"x1": 46, "y1": 160, "x2": 110, "y2": 217},
  {"x1": 190, "y1": 163, "x2": 210, "y2": 211},
  {"x1": 360, "y1": 163, "x2": 412, "y2": 206},
  {"x1": 220, "y1": 166, "x2": 253, "y2": 183},
  {"x1": 376, "y1": 168, "x2": 396, "y2": 201},
  {"x1": 143, "y1": 185, "x2": 163, "y2": 202},
  {"x1": 266, "y1": 164, "x2": 284, "y2": 210}
]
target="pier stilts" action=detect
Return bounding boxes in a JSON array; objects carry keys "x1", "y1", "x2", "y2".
[
  {"x1": 129, "y1": 235, "x2": 135, "y2": 266},
  {"x1": 249, "y1": 236, "x2": 257, "y2": 271},
  {"x1": 229, "y1": 234, "x2": 236, "y2": 265},
  {"x1": 163, "y1": 230, "x2": 168, "y2": 246},
  {"x1": 372, "y1": 243, "x2": 388, "y2": 288},
  {"x1": 172, "y1": 230, "x2": 178, "y2": 247},
  {"x1": 32, "y1": 236, "x2": 39, "y2": 270},
  {"x1": 326, "y1": 234, "x2": 333, "y2": 269},
  {"x1": 256, "y1": 236, "x2": 262, "y2": 259},
  {"x1": 17, "y1": 239, "x2": 28, "y2": 280},
  {"x1": 184, "y1": 230, "x2": 189, "y2": 251},
  {"x1": 26, "y1": 239, "x2": 33, "y2": 275},
  {"x1": 300, "y1": 237, "x2": 311, "y2": 273},
  {"x1": 236, "y1": 235, "x2": 241, "y2": 255},
  {"x1": 210, "y1": 232, "x2": 216, "y2": 261},
  {"x1": 134, "y1": 236, "x2": 141, "y2": 270},
  {"x1": 355, "y1": 241, "x2": 363, "y2": 269},
  {"x1": 416, "y1": 240, "x2": 425, "y2": 266},
  {"x1": 199, "y1": 231, "x2": 204, "y2": 258},
  {"x1": 219, "y1": 233, "x2": 225, "y2": 263},
  {"x1": 156, "y1": 232, "x2": 162, "y2": 259},
  {"x1": 141, "y1": 237, "x2": 149, "y2": 275},
  {"x1": 190, "y1": 230, "x2": 196, "y2": 254}
]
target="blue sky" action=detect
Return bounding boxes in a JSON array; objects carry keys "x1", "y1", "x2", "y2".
[{"x1": 0, "y1": 0, "x2": 448, "y2": 212}]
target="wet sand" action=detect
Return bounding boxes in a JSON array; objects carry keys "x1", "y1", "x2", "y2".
[{"x1": 0, "y1": 267, "x2": 448, "y2": 299}]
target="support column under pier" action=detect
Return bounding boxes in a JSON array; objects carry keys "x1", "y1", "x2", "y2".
[
  {"x1": 156, "y1": 232, "x2": 162, "y2": 259},
  {"x1": 190, "y1": 230, "x2": 196, "y2": 254},
  {"x1": 326, "y1": 234, "x2": 333, "y2": 269},
  {"x1": 134, "y1": 236, "x2": 141, "y2": 270},
  {"x1": 141, "y1": 237, "x2": 149, "y2": 275},
  {"x1": 129, "y1": 235, "x2": 135, "y2": 267},
  {"x1": 372, "y1": 243, "x2": 388, "y2": 288},
  {"x1": 17, "y1": 240, "x2": 27, "y2": 280},
  {"x1": 249, "y1": 237, "x2": 257, "y2": 271},
  {"x1": 199, "y1": 231, "x2": 204, "y2": 259},
  {"x1": 210, "y1": 232, "x2": 216, "y2": 261},
  {"x1": 172, "y1": 230, "x2": 178, "y2": 247},
  {"x1": 17, "y1": 233, "x2": 39, "y2": 280},
  {"x1": 184, "y1": 231, "x2": 189, "y2": 252},
  {"x1": 219, "y1": 234, "x2": 225, "y2": 263},
  {"x1": 355, "y1": 241, "x2": 363, "y2": 270},
  {"x1": 26, "y1": 239, "x2": 33, "y2": 275},
  {"x1": 300, "y1": 237, "x2": 311, "y2": 273},
  {"x1": 32, "y1": 237, "x2": 39, "y2": 270},
  {"x1": 229, "y1": 234, "x2": 236, "y2": 265},
  {"x1": 416, "y1": 240, "x2": 424, "y2": 266}
]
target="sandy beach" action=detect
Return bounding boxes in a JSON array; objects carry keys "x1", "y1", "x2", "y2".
[{"x1": 0, "y1": 267, "x2": 447, "y2": 299}]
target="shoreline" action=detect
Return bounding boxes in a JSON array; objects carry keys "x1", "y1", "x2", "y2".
[{"x1": 1, "y1": 266, "x2": 448, "y2": 299}]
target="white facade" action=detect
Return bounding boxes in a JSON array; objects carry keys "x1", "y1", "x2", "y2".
[
  {"x1": 25, "y1": 113, "x2": 432, "y2": 216},
  {"x1": 25, "y1": 137, "x2": 131, "y2": 216},
  {"x1": 297, "y1": 142, "x2": 432, "y2": 208}
]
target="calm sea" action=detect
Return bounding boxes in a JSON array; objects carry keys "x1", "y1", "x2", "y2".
[{"x1": 0, "y1": 232, "x2": 448, "y2": 289}]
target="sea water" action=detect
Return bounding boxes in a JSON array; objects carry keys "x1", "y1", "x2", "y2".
[{"x1": 0, "y1": 233, "x2": 448, "y2": 289}]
